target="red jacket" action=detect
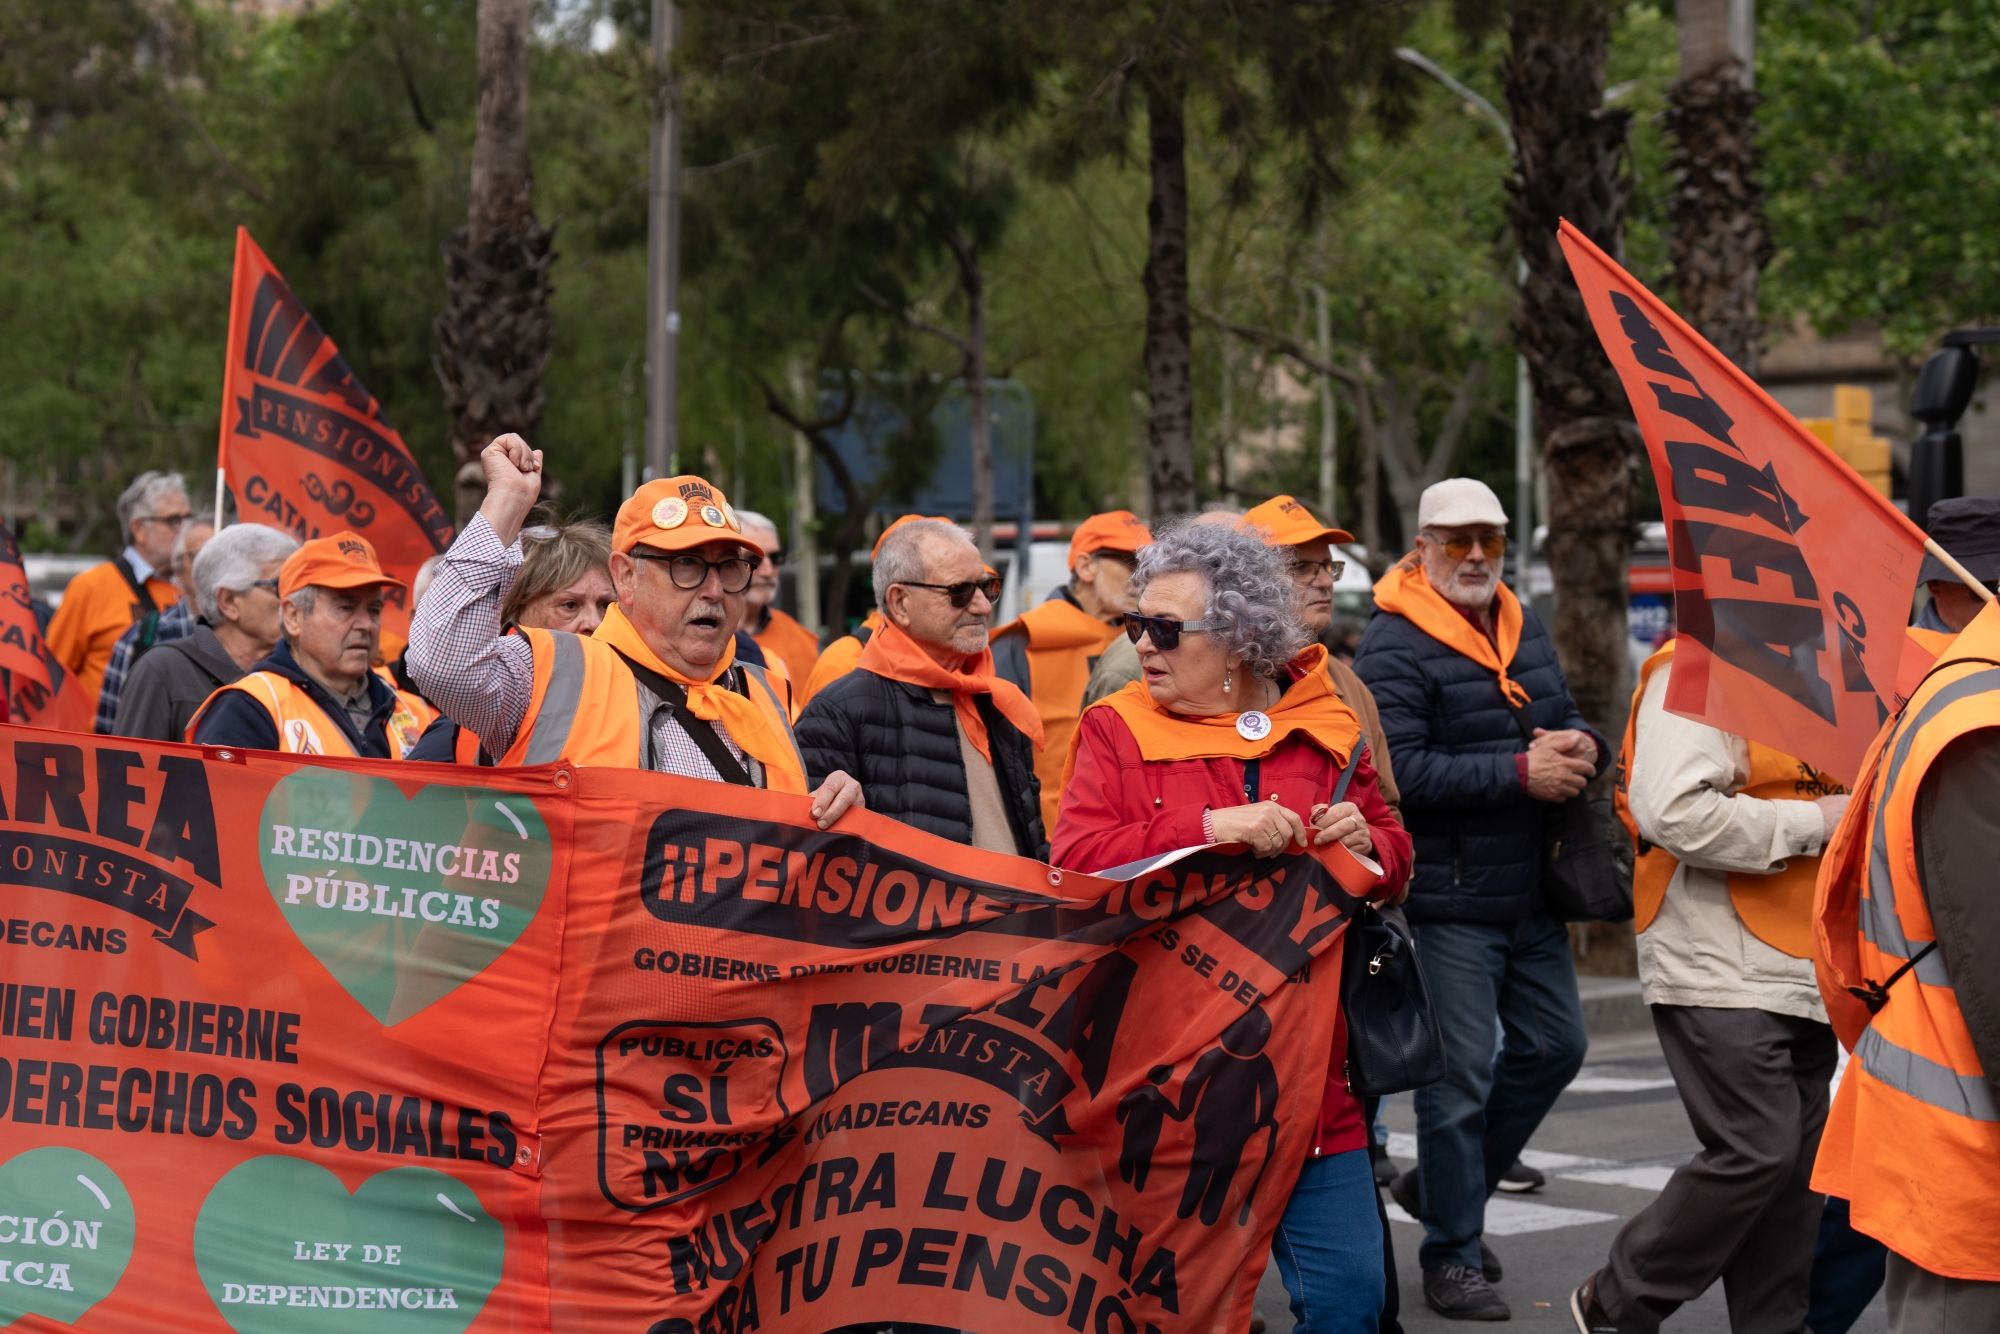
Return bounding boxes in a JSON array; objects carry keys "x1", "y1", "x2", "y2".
[{"x1": 1053, "y1": 705, "x2": 1412, "y2": 1157}]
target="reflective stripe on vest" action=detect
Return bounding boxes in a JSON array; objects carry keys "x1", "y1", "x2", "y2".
[
  {"x1": 1853, "y1": 1027, "x2": 2000, "y2": 1123},
  {"x1": 1859, "y1": 667, "x2": 2000, "y2": 987},
  {"x1": 1852, "y1": 663, "x2": 2000, "y2": 1113},
  {"x1": 521, "y1": 633, "x2": 589, "y2": 766}
]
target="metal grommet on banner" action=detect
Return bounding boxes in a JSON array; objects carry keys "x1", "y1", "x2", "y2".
[
  {"x1": 215, "y1": 750, "x2": 233, "y2": 762},
  {"x1": 552, "y1": 767, "x2": 573, "y2": 790},
  {"x1": 1047, "y1": 870, "x2": 1063, "y2": 887},
  {"x1": 516, "y1": 1146, "x2": 533, "y2": 1165}
]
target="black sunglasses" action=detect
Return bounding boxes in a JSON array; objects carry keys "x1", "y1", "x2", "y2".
[
  {"x1": 629, "y1": 549, "x2": 757, "y2": 594},
  {"x1": 1124, "y1": 612, "x2": 1223, "y2": 651},
  {"x1": 897, "y1": 576, "x2": 1002, "y2": 610}
]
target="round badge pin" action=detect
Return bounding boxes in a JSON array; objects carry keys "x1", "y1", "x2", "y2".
[
  {"x1": 699, "y1": 504, "x2": 728, "y2": 529},
  {"x1": 651, "y1": 497, "x2": 688, "y2": 529},
  {"x1": 1236, "y1": 710, "x2": 1272, "y2": 742},
  {"x1": 720, "y1": 502, "x2": 743, "y2": 533}
]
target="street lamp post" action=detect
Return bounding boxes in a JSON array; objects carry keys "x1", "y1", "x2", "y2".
[{"x1": 1394, "y1": 47, "x2": 1534, "y2": 588}]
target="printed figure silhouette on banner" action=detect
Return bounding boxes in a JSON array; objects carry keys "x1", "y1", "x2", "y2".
[
  {"x1": 1116, "y1": 1064, "x2": 1183, "y2": 1193},
  {"x1": 1176, "y1": 1005, "x2": 1281, "y2": 1227}
]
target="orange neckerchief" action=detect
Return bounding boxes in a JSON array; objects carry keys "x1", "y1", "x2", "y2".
[
  {"x1": 593, "y1": 604, "x2": 807, "y2": 793},
  {"x1": 1061, "y1": 644, "x2": 1361, "y2": 789},
  {"x1": 1373, "y1": 551, "x2": 1530, "y2": 708},
  {"x1": 857, "y1": 618, "x2": 1045, "y2": 760}
]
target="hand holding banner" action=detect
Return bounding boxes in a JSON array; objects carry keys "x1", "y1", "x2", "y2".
[{"x1": 1560, "y1": 221, "x2": 1927, "y2": 782}]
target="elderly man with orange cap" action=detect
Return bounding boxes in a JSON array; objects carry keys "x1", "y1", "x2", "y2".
[
  {"x1": 407, "y1": 435, "x2": 862, "y2": 828},
  {"x1": 990, "y1": 509, "x2": 1152, "y2": 831},
  {"x1": 189, "y1": 530, "x2": 430, "y2": 758},
  {"x1": 797, "y1": 513, "x2": 950, "y2": 708}
]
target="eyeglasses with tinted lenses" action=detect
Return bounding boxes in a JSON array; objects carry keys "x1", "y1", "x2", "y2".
[
  {"x1": 1124, "y1": 613, "x2": 1224, "y2": 652},
  {"x1": 249, "y1": 579, "x2": 280, "y2": 594},
  {"x1": 630, "y1": 550, "x2": 757, "y2": 594},
  {"x1": 1429, "y1": 532, "x2": 1506, "y2": 561},
  {"x1": 1290, "y1": 558, "x2": 1346, "y2": 583},
  {"x1": 141, "y1": 512, "x2": 194, "y2": 530},
  {"x1": 898, "y1": 577, "x2": 1002, "y2": 610}
]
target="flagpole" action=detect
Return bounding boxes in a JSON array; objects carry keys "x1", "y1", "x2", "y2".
[
  {"x1": 214, "y1": 467, "x2": 226, "y2": 529},
  {"x1": 1923, "y1": 538, "x2": 1998, "y2": 604}
]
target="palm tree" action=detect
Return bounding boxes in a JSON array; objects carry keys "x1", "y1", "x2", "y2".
[
  {"x1": 1666, "y1": 0, "x2": 1769, "y2": 372},
  {"x1": 1504, "y1": 0, "x2": 1638, "y2": 737},
  {"x1": 435, "y1": 0, "x2": 554, "y2": 521}
]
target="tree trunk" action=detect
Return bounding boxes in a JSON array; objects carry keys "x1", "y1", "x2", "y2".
[
  {"x1": 1505, "y1": 0, "x2": 1637, "y2": 742},
  {"x1": 1142, "y1": 78, "x2": 1194, "y2": 518},
  {"x1": 436, "y1": 0, "x2": 554, "y2": 526},
  {"x1": 1667, "y1": 0, "x2": 1769, "y2": 373},
  {"x1": 958, "y1": 242, "x2": 995, "y2": 564}
]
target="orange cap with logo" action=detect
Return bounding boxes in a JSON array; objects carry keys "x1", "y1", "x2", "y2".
[
  {"x1": 1067, "y1": 510, "x2": 1153, "y2": 570},
  {"x1": 278, "y1": 531, "x2": 407, "y2": 600},
  {"x1": 614, "y1": 476, "x2": 758, "y2": 556},
  {"x1": 1245, "y1": 494, "x2": 1354, "y2": 548},
  {"x1": 873, "y1": 514, "x2": 955, "y2": 560}
]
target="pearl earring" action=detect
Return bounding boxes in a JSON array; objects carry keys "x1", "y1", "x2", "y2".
[{"x1": 1223, "y1": 669, "x2": 1233, "y2": 693}]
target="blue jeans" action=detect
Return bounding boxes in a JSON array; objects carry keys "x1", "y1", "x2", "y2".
[
  {"x1": 1272, "y1": 1147, "x2": 1385, "y2": 1334},
  {"x1": 1409, "y1": 913, "x2": 1587, "y2": 1270}
]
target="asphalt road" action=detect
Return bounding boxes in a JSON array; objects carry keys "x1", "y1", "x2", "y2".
[{"x1": 1252, "y1": 1026, "x2": 1889, "y2": 1332}]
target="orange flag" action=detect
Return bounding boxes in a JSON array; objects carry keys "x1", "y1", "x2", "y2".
[
  {"x1": 0, "y1": 522, "x2": 93, "y2": 730},
  {"x1": 1560, "y1": 221, "x2": 1926, "y2": 783},
  {"x1": 217, "y1": 228, "x2": 452, "y2": 647}
]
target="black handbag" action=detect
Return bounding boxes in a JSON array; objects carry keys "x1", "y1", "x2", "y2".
[
  {"x1": 1341, "y1": 898, "x2": 1446, "y2": 1096},
  {"x1": 1507, "y1": 702, "x2": 1634, "y2": 923},
  {"x1": 1541, "y1": 792, "x2": 1635, "y2": 923},
  {"x1": 1328, "y1": 743, "x2": 1446, "y2": 1097}
]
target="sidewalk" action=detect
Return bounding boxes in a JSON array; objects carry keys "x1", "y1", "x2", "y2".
[{"x1": 1577, "y1": 973, "x2": 1647, "y2": 1038}]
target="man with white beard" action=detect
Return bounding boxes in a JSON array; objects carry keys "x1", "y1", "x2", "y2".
[{"x1": 1354, "y1": 478, "x2": 1602, "y2": 1322}]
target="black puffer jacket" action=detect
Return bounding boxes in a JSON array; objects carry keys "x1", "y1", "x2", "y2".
[
  {"x1": 795, "y1": 670, "x2": 1046, "y2": 859},
  {"x1": 1354, "y1": 602, "x2": 1602, "y2": 924}
]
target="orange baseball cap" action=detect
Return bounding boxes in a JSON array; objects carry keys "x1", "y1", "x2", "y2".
[
  {"x1": 1245, "y1": 494, "x2": 1354, "y2": 548},
  {"x1": 278, "y1": 531, "x2": 407, "y2": 600},
  {"x1": 1067, "y1": 510, "x2": 1153, "y2": 570},
  {"x1": 614, "y1": 475, "x2": 759, "y2": 556},
  {"x1": 872, "y1": 513, "x2": 954, "y2": 560}
]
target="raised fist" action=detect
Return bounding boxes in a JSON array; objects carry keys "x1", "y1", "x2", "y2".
[{"x1": 478, "y1": 433, "x2": 544, "y2": 545}]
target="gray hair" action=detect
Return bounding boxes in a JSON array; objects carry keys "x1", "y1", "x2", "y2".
[
  {"x1": 172, "y1": 517, "x2": 217, "y2": 565},
  {"x1": 193, "y1": 524, "x2": 300, "y2": 621},
  {"x1": 115, "y1": 470, "x2": 189, "y2": 532},
  {"x1": 873, "y1": 519, "x2": 973, "y2": 606},
  {"x1": 1131, "y1": 519, "x2": 1307, "y2": 680}
]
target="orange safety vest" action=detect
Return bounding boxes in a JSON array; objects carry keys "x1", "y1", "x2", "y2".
[
  {"x1": 992, "y1": 596, "x2": 1122, "y2": 833},
  {"x1": 1614, "y1": 642, "x2": 1844, "y2": 958},
  {"x1": 1811, "y1": 602, "x2": 2000, "y2": 1281},
  {"x1": 501, "y1": 627, "x2": 803, "y2": 785},
  {"x1": 188, "y1": 672, "x2": 420, "y2": 758}
]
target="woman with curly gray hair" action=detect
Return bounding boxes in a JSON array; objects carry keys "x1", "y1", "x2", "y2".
[{"x1": 1052, "y1": 518, "x2": 1412, "y2": 1334}]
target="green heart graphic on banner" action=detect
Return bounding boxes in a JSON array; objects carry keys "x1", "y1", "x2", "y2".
[
  {"x1": 259, "y1": 769, "x2": 551, "y2": 1023},
  {"x1": 194, "y1": 1157, "x2": 504, "y2": 1333},
  {"x1": 0, "y1": 1148, "x2": 135, "y2": 1325}
]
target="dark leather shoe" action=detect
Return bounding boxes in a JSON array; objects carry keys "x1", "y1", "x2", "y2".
[
  {"x1": 1423, "y1": 1264, "x2": 1510, "y2": 1321},
  {"x1": 1480, "y1": 1237, "x2": 1502, "y2": 1283},
  {"x1": 1390, "y1": 1164, "x2": 1422, "y2": 1221},
  {"x1": 1497, "y1": 1158, "x2": 1546, "y2": 1193},
  {"x1": 1370, "y1": 1140, "x2": 1401, "y2": 1187},
  {"x1": 1569, "y1": 1274, "x2": 1615, "y2": 1332}
]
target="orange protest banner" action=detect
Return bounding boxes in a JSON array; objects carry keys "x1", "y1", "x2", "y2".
[
  {"x1": 0, "y1": 727, "x2": 1353, "y2": 1330},
  {"x1": 0, "y1": 524, "x2": 92, "y2": 731},
  {"x1": 216, "y1": 229, "x2": 452, "y2": 649},
  {"x1": 1559, "y1": 221, "x2": 1927, "y2": 783}
]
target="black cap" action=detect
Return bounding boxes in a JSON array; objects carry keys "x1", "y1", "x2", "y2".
[{"x1": 1919, "y1": 496, "x2": 2000, "y2": 585}]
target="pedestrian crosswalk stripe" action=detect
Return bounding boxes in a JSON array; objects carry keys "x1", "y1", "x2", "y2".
[
  {"x1": 1386, "y1": 1197, "x2": 1619, "y2": 1235},
  {"x1": 1565, "y1": 1072, "x2": 1677, "y2": 1094},
  {"x1": 1384, "y1": 1135, "x2": 1680, "y2": 1196}
]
